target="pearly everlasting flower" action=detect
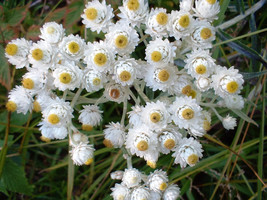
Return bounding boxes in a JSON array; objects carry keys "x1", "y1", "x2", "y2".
[
  {"x1": 103, "y1": 82, "x2": 130, "y2": 103},
  {"x1": 111, "y1": 183, "x2": 131, "y2": 200},
  {"x1": 105, "y1": 21, "x2": 139, "y2": 56},
  {"x1": 158, "y1": 127, "x2": 182, "y2": 154},
  {"x1": 34, "y1": 91, "x2": 55, "y2": 112},
  {"x1": 130, "y1": 186, "x2": 151, "y2": 200},
  {"x1": 118, "y1": 0, "x2": 149, "y2": 28},
  {"x1": 81, "y1": 0, "x2": 114, "y2": 33},
  {"x1": 202, "y1": 110, "x2": 212, "y2": 131},
  {"x1": 222, "y1": 114, "x2": 237, "y2": 130},
  {"x1": 163, "y1": 184, "x2": 180, "y2": 200},
  {"x1": 147, "y1": 170, "x2": 169, "y2": 193},
  {"x1": 70, "y1": 131, "x2": 89, "y2": 146},
  {"x1": 70, "y1": 142, "x2": 95, "y2": 166},
  {"x1": 223, "y1": 94, "x2": 244, "y2": 110},
  {"x1": 5, "y1": 38, "x2": 31, "y2": 69},
  {"x1": 82, "y1": 69, "x2": 107, "y2": 92},
  {"x1": 195, "y1": 76, "x2": 212, "y2": 91},
  {"x1": 172, "y1": 137, "x2": 203, "y2": 168},
  {"x1": 172, "y1": 74, "x2": 193, "y2": 95},
  {"x1": 122, "y1": 168, "x2": 142, "y2": 188},
  {"x1": 128, "y1": 105, "x2": 144, "y2": 127},
  {"x1": 59, "y1": 34, "x2": 86, "y2": 61},
  {"x1": 110, "y1": 171, "x2": 124, "y2": 180},
  {"x1": 145, "y1": 38, "x2": 176, "y2": 65},
  {"x1": 53, "y1": 62, "x2": 82, "y2": 91},
  {"x1": 6, "y1": 86, "x2": 33, "y2": 114},
  {"x1": 40, "y1": 22, "x2": 65, "y2": 44},
  {"x1": 39, "y1": 122, "x2": 68, "y2": 139},
  {"x1": 78, "y1": 105, "x2": 103, "y2": 131},
  {"x1": 103, "y1": 122, "x2": 126, "y2": 148},
  {"x1": 145, "y1": 8, "x2": 169, "y2": 38},
  {"x1": 180, "y1": 0, "x2": 194, "y2": 12},
  {"x1": 194, "y1": 0, "x2": 220, "y2": 22}
]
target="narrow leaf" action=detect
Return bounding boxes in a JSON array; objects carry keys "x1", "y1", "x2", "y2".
[
  {"x1": 232, "y1": 109, "x2": 258, "y2": 126},
  {"x1": 0, "y1": 44, "x2": 10, "y2": 90},
  {"x1": 240, "y1": 70, "x2": 267, "y2": 80}
]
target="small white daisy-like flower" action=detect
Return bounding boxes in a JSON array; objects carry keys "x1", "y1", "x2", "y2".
[
  {"x1": 185, "y1": 49, "x2": 216, "y2": 78},
  {"x1": 147, "y1": 170, "x2": 169, "y2": 193},
  {"x1": 70, "y1": 142, "x2": 95, "y2": 166},
  {"x1": 103, "y1": 122, "x2": 126, "y2": 148},
  {"x1": 42, "y1": 98, "x2": 73, "y2": 127},
  {"x1": 5, "y1": 38, "x2": 31, "y2": 69},
  {"x1": 122, "y1": 168, "x2": 142, "y2": 188},
  {"x1": 142, "y1": 100, "x2": 170, "y2": 131},
  {"x1": 78, "y1": 105, "x2": 103, "y2": 131},
  {"x1": 111, "y1": 183, "x2": 131, "y2": 200},
  {"x1": 171, "y1": 74, "x2": 193, "y2": 95},
  {"x1": 105, "y1": 21, "x2": 139, "y2": 56},
  {"x1": 145, "y1": 8, "x2": 169, "y2": 38},
  {"x1": 158, "y1": 127, "x2": 182, "y2": 154},
  {"x1": 169, "y1": 96, "x2": 204, "y2": 130},
  {"x1": 145, "y1": 38, "x2": 176, "y2": 65},
  {"x1": 163, "y1": 184, "x2": 180, "y2": 200},
  {"x1": 59, "y1": 34, "x2": 85, "y2": 61},
  {"x1": 222, "y1": 114, "x2": 237, "y2": 130},
  {"x1": 223, "y1": 94, "x2": 244, "y2": 110},
  {"x1": 110, "y1": 171, "x2": 124, "y2": 180},
  {"x1": 211, "y1": 66, "x2": 244, "y2": 98},
  {"x1": 172, "y1": 137, "x2": 203, "y2": 168},
  {"x1": 128, "y1": 105, "x2": 144, "y2": 127},
  {"x1": 103, "y1": 82, "x2": 129, "y2": 103},
  {"x1": 82, "y1": 69, "x2": 107, "y2": 92},
  {"x1": 186, "y1": 20, "x2": 215, "y2": 49},
  {"x1": 194, "y1": 0, "x2": 220, "y2": 22},
  {"x1": 52, "y1": 62, "x2": 82, "y2": 91},
  {"x1": 202, "y1": 110, "x2": 212, "y2": 131},
  {"x1": 29, "y1": 40, "x2": 54, "y2": 68},
  {"x1": 167, "y1": 10, "x2": 195, "y2": 40},
  {"x1": 39, "y1": 121, "x2": 68, "y2": 140},
  {"x1": 118, "y1": 0, "x2": 149, "y2": 28},
  {"x1": 70, "y1": 131, "x2": 89, "y2": 147},
  {"x1": 84, "y1": 40, "x2": 115, "y2": 72},
  {"x1": 180, "y1": 0, "x2": 194, "y2": 12},
  {"x1": 195, "y1": 76, "x2": 212, "y2": 91},
  {"x1": 81, "y1": 0, "x2": 114, "y2": 33},
  {"x1": 6, "y1": 86, "x2": 33, "y2": 115},
  {"x1": 40, "y1": 22, "x2": 65, "y2": 44},
  {"x1": 33, "y1": 91, "x2": 55, "y2": 112},
  {"x1": 130, "y1": 186, "x2": 151, "y2": 200}
]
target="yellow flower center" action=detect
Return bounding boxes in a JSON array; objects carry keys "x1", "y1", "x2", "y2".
[
  {"x1": 109, "y1": 88, "x2": 120, "y2": 99},
  {"x1": 22, "y1": 78, "x2": 34, "y2": 89},
  {"x1": 181, "y1": 108, "x2": 194, "y2": 120},
  {"x1": 164, "y1": 139, "x2": 175, "y2": 150},
  {"x1": 6, "y1": 101, "x2": 17, "y2": 112},
  {"x1": 103, "y1": 139, "x2": 113, "y2": 148},
  {"x1": 5, "y1": 44, "x2": 18, "y2": 56},
  {"x1": 203, "y1": 120, "x2": 211, "y2": 131},
  {"x1": 156, "y1": 12, "x2": 168, "y2": 25},
  {"x1": 32, "y1": 48, "x2": 43, "y2": 61},
  {"x1": 93, "y1": 53, "x2": 107, "y2": 66},
  {"x1": 92, "y1": 78, "x2": 101, "y2": 86},
  {"x1": 147, "y1": 160, "x2": 156, "y2": 169},
  {"x1": 68, "y1": 41, "x2": 80, "y2": 54},
  {"x1": 118, "y1": 195, "x2": 125, "y2": 200},
  {"x1": 59, "y1": 73, "x2": 72, "y2": 84},
  {"x1": 187, "y1": 154, "x2": 198, "y2": 165},
  {"x1": 127, "y1": 0, "x2": 140, "y2": 11},
  {"x1": 48, "y1": 114, "x2": 60, "y2": 125},
  {"x1": 179, "y1": 15, "x2": 190, "y2": 28},
  {"x1": 119, "y1": 71, "x2": 131, "y2": 82},
  {"x1": 85, "y1": 158, "x2": 93, "y2": 165},
  {"x1": 115, "y1": 35, "x2": 128, "y2": 49},
  {"x1": 150, "y1": 112, "x2": 161, "y2": 123},
  {"x1": 40, "y1": 136, "x2": 51, "y2": 143},
  {"x1": 137, "y1": 140, "x2": 148, "y2": 151},
  {"x1": 157, "y1": 69, "x2": 170, "y2": 82},
  {"x1": 182, "y1": 85, "x2": 192, "y2": 95},
  {"x1": 195, "y1": 64, "x2": 207, "y2": 74},
  {"x1": 159, "y1": 182, "x2": 167, "y2": 191},
  {"x1": 151, "y1": 51, "x2": 162, "y2": 62},
  {"x1": 226, "y1": 81, "x2": 239, "y2": 93},
  {"x1": 82, "y1": 124, "x2": 93, "y2": 131},
  {"x1": 33, "y1": 101, "x2": 41, "y2": 112},
  {"x1": 187, "y1": 89, "x2": 197, "y2": 99},
  {"x1": 206, "y1": 0, "x2": 216, "y2": 4},
  {"x1": 200, "y1": 28, "x2": 212, "y2": 40},
  {"x1": 47, "y1": 26, "x2": 55, "y2": 34},
  {"x1": 85, "y1": 8, "x2": 98, "y2": 20}
]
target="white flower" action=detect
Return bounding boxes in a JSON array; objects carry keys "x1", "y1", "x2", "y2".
[
  {"x1": 40, "y1": 22, "x2": 65, "y2": 44},
  {"x1": 103, "y1": 82, "x2": 129, "y2": 103},
  {"x1": 167, "y1": 10, "x2": 195, "y2": 40},
  {"x1": 34, "y1": 91, "x2": 55, "y2": 112},
  {"x1": 211, "y1": 66, "x2": 244, "y2": 98},
  {"x1": 180, "y1": 0, "x2": 194, "y2": 12},
  {"x1": 110, "y1": 171, "x2": 124, "y2": 180},
  {"x1": 78, "y1": 105, "x2": 103, "y2": 131},
  {"x1": 223, "y1": 94, "x2": 244, "y2": 110},
  {"x1": 84, "y1": 40, "x2": 115, "y2": 72},
  {"x1": 103, "y1": 122, "x2": 126, "y2": 148},
  {"x1": 82, "y1": 69, "x2": 107, "y2": 93},
  {"x1": 59, "y1": 34, "x2": 85, "y2": 61},
  {"x1": 122, "y1": 168, "x2": 142, "y2": 188},
  {"x1": 5, "y1": 38, "x2": 31, "y2": 69},
  {"x1": 81, "y1": 0, "x2": 114, "y2": 33},
  {"x1": 158, "y1": 127, "x2": 182, "y2": 154},
  {"x1": 147, "y1": 170, "x2": 169, "y2": 193},
  {"x1": 118, "y1": 0, "x2": 149, "y2": 28},
  {"x1": 70, "y1": 142, "x2": 95, "y2": 166},
  {"x1": 163, "y1": 184, "x2": 180, "y2": 200},
  {"x1": 70, "y1": 131, "x2": 88, "y2": 147},
  {"x1": 6, "y1": 86, "x2": 33, "y2": 114},
  {"x1": 130, "y1": 186, "x2": 151, "y2": 200},
  {"x1": 145, "y1": 8, "x2": 169, "y2": 38},
  {"x1": 202, "y1": 110, "x2": 212, "y2": 131},
  {"x1": 195, "y1": 76, "x2": 211, "y2": 91},
  {"x1": 52, "y1": 62, "x2": 82, "y2": 91},
  {"x1": 194, "y1": 0, "x2": 220, "y2": 22},
  {"x1": 39, "y1": 121, "x2": 68, "y2": 139},
  {"x1": 105, "y1": 21, "x2": 139, "y2": 56},
  {"x1": 145, "y1": 38, "x2": 176, "y2": 65},
  {"x1": 171, "y1": 74, "x2": 193, "y2": 95},
  {"x1": 222, "y1": 114, "x2": 237, "y2": 130},
  {"x1": 111, "y1": 183, "x2": 130, "y2": 200},
  {"x1": 128, "y1": 105, "x2": 144, "y2": 127},
  {"x1": 172, "y1": 137, "x2": 203, "y2": 168}
]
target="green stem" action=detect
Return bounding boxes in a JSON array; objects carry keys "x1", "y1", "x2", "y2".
[{"x1": 134, "y1": 82, "x2": 150, "y2": 102}]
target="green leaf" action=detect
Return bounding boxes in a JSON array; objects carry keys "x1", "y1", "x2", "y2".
[
  {"x1": 45, "y1": 7, "x2": 67, "y2": 23},
  {"x1": 0, "y1": 44, "x2": 10, "y2": 90},
  {"x1": 0, "y1": 158, "x2": 33, "y2": 195},
  {"x1": 240, "y1": 70, "x2": 267, "y2": 79},
  {"x1": 217, "y1": 29, "x2": 267, "y2": 67},
  {"x1": 64, "y1": 0, "x2": 84, "y2": 28},
  {"x1": 0, "y1": 178, "x2": 8, "y2": 196},
  {"x1": 26, "y1": 25, "x2": 41, "y2": 41},
  {"x1": 232, "y1": 109, "x2": 258, "y2": 126},
  {"x1": 213, "y1": 0, "x2": 230, "y2": 26},
  {"x1": 4, "y1": 4, "x2": 29, "y2": 27}
]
